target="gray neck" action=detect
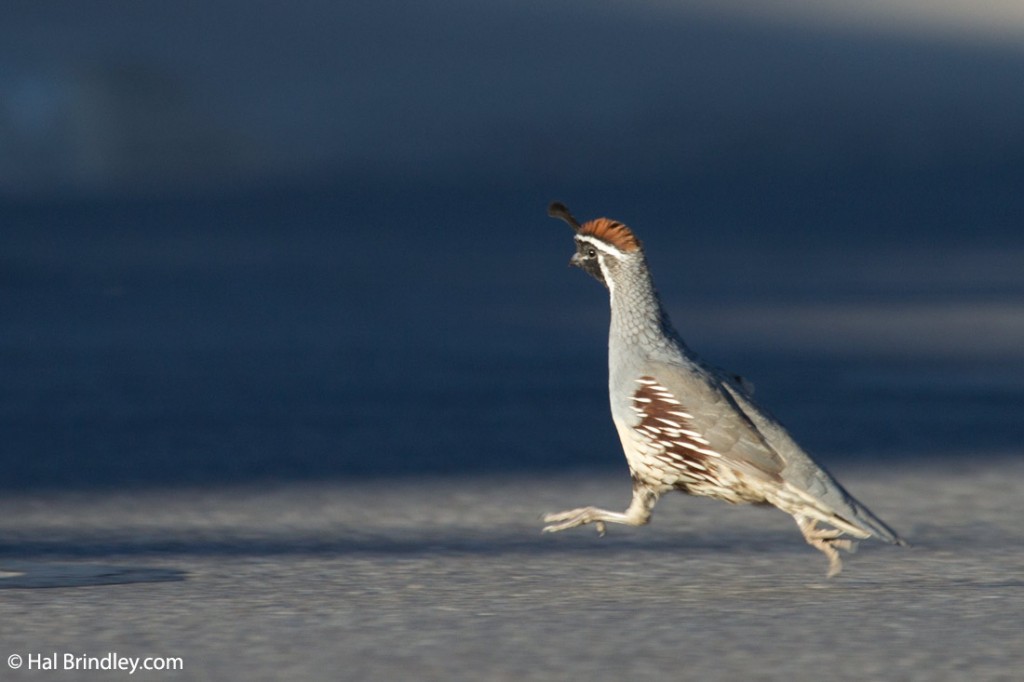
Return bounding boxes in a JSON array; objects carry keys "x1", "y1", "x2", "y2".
[{"x1": 607, "y1": 253, "x2": 687, "y2": 364}]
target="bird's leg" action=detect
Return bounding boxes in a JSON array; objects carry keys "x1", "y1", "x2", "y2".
[
  {"x1": 543, "y1": 486, "x2": 659, "y2": 536},
  {"x1": 795, "y1": 515, "x2": 858, "y2": 578}
]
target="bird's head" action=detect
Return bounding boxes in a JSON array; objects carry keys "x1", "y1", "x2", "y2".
[{"x1": 548, "y1": 202, "x2": 642, "y2": 288}]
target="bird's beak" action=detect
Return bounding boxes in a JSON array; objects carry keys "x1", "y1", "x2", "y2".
[{"x1": 569, "y1": 252, "x2": 583, "y2": 268}]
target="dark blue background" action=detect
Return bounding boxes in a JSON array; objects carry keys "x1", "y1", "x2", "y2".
[{"x1": 3, "y1": 2, "x2": 1023, "y2": 489}]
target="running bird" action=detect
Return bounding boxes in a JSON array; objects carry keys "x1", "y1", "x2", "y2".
[{"x1": 543, "y1": 202, "x2": 907, "y2": 577}]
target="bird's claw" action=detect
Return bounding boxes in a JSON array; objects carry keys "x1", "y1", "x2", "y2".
[{"x1": 542, "y1": 507, "x2": 609, "y2": 536}]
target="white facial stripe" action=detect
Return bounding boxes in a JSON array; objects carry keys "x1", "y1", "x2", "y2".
[
  {"x1": 598, "y1": 257, "x2": 615, "y2": 300},
  {"x1": 576, "y1": 234, "x2": 627, "y2": 258}
]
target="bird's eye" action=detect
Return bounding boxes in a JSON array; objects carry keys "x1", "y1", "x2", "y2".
[{"x1": 587, "y1": 248, "x2": 597, "y2": 258}]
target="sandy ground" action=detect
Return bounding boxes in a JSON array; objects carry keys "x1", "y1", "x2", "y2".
[{"x1": 1, "y1": 457, "x2": 1021, "y2": 681}]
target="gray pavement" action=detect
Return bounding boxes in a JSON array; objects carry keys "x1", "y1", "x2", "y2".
[{"x1": 2, "y1": 457, "x2": 1022, "y2": 681}]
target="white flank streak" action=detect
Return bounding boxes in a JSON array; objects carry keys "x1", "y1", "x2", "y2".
[
  {"x1": 680, "y1": 429, "x2": 710, "y2": 444},
  {"x1": 673, "y1": 442, "x2": 719, "y2": 458}
]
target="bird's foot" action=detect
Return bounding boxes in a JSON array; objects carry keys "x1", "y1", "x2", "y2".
[
  {"x1": 796, "y1": 516, "x2": 860, "y2": 578},
  {"x1": 814, "y1": 536, "x2": 854, "y2": 578},
  {"x1": 542, "y1": 507, "x2": 612, "y2": 536},
  {"x1": 820, "y1": 535, "x2": 860, "y2": 577}
]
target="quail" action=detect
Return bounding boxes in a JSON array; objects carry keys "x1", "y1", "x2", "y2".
[{"x1": 543, "y1": 202, "x2": 907, "y2": 577}]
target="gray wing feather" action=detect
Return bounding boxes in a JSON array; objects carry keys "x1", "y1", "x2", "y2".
[
  {"x1": 634, "y1": 356, "x2": 909, "y2": 540},
  {"x1": 633, "y1": 358, "x2": 904, "y2": 545},
  {"x1": 646, "y1": 360, "x2": 784, "y2": 482},
  {"x1": 718, "y1": 380, "x2": 907, "y2": 545}
]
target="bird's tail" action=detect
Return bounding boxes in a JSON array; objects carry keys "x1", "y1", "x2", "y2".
[
  {"x1": 837, "y1": 493, "x2": 909, "y2": 546},
  {"x1": 784, "y1": 482, "x2": 909, "y2": 547}
]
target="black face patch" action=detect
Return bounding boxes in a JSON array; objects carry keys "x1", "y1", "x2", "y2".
[{"x1": 573, "y1": 240, "x2": 605, "y2": 285}]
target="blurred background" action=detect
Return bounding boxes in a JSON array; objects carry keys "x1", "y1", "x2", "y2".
[{"x1": 3, "y1": 0, "x2": 1023, "y2": 489}]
